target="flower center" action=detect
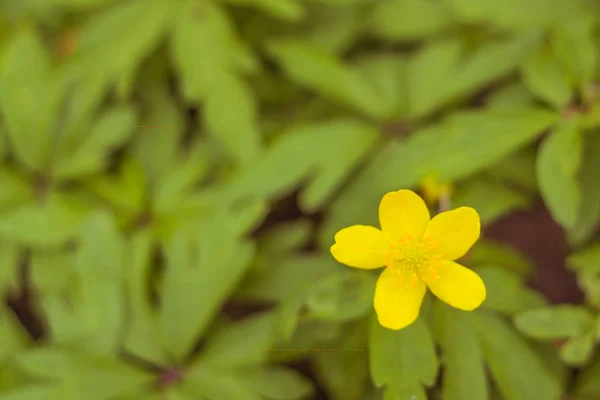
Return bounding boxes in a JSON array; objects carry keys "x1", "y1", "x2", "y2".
[{"x1": 385, "y1": 233, "x2": 442, "y2": 289}]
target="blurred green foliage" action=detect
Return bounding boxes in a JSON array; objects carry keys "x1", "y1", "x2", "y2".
[{"x1": 0, "y1": 0, "x2": 599, "y2": 399}]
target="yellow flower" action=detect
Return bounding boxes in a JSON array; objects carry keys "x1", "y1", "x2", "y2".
[
  {"x1": 330, "y1": 189, "x2": 486, "y2": 330},
  {"x1": 420, "y1": 173, "x2": 453, "y2": 206}
]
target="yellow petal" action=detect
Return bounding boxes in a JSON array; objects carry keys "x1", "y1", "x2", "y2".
[
  {"x1": 374, "y1": 268, "x2": 427, "y2": 330},
  {"x1": 378, "y1": 190, "x2": 430, "y2": 240},
  {"x1": 330, "y1": 225, "x2": 387, "y2": 269},
  {"x1": 426, "y1": 260, "x2": 486, "y2": 311},
  {"x1": 422, "y1": 207, "x2": 480, "y2": 260}
]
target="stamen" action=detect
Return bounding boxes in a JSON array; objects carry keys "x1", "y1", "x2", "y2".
[
  {"x1": 385, "y1": 232, "x2": 442, "y2": 288},
  {"x1": 409, "y1": 273, "x2": 418, "y2": 288}
]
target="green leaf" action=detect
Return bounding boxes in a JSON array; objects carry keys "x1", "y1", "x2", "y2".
[
  {"x1": 514, "y1": 305, "x2": 595, "y2": 339},
  {"x1": 0, "y1": 26, "x2": 65, "y2": 171},
  {"x1": 384, "y1": 381, "x2": 427, "y2": 400},
  {"x1": 193, "y1": 312, "x2": 276, "y2": 369},
  {"x1": 53, "y1": 107, "x2": 136, "y2": 179},
  {"x1": 0, "y1": 167, "x2": 31, "y2": 209},
  {"x1": 221, "y1": 0, "x2": 305, "y2": 21},
  {"x1": 267, "y1": 39, "x2": 389, "y2": 118},
  {"x1": 354, "y1": 54, "x2": 409, "y2": 117},
  {"x1": 269, "y1": 320, "x2": 342, "y2": 363},
  {"x1": 322, "y1": 107, "x2": 558, "y2": 246},
  {"x1": 487, "y1": 82, "x2": 535, "y2": 110},
  {"x1": 574, "y1": 274, "x2": 600, "y2": 311},
  {"x1": 170, "y1": 1, "x2": 261, "y2": 164},
  {"x1": 468, "y1": 240, "x2": 534, "y2": 278},
  {"x1": 258, "y1": 219, "x2": 312, "y2": 256},
  {"x1": 305, "y1": 271, "x2": 375, "y2": 321},
  {"x1": 183, "y1": 368, "x2": 262, "y2": 400},
  {"x1": 433, "y1": 303, "x2": 487, "y2": 400},
  {"x1": 41, "y1": 213, "x2": 126, "y2": 354},
  {"x1": 0, "y1": 243, "x2": 20, "y2": 296},
  {"x1": 159, "y1": 209, "x2": 256, "y2": 361},
  {"x1": 309, "y1": 0, "x2": 364, "y2": 3},
  {"x1": 560, "y1": 330, "x2": 596, "y2": 366},
  {"x1": 152, "y1": 140, "x2": 217, "y2": 215},
  {"x1": 75, "y1": 0, "x2": 173, "y2": 80},
  {"x1": 72, "y1": 213, "x2": 125, "y2": 354},
  {"x1": 485, "y1": 148, "x2": 538, "y2": 192},
  {"x1": 551, "y1": 14, "x2": 597, "y2": 94},
  {"x1": 227, "y1": 197, "x2": 269, "y2": 237},
  {"x1": 122, "y1": 231, "x2": 166, "y2": 365},
  {"x1": 369, "y1": 0, "x2": 451, "y2": 41},
  {"x1": 170, "y1": 0, "x2": 255, "y2": 99},
  {"x1": 0, "y1": 308, "x2": 30, "y2": 363},
  {"x1": 272, "y1": 287, "x2": 311, "y2": 342},
  {"x1": 406, "y1": 38, "x2": 459, "y2": 117},
  {"x1": 408, "y1": 35, "x2": 539, "y2": 117},
  {"x1": 567, "y1": 242, "x2": 600, "y2": 275},
  {"x1": 302, "y1": 3, "x2": 365, "y2": 54},
  {"x1": 0, "y1": 385, "x2": 71, "y2": 400},
  {"x1": 314, "y1": 321, "x2": 369, "y2": 400},
  {"x1": 56, "y1": 70, "x2": 109, "y2": 151},
  {"x1": 0, "y1": 194, "x2": 81, "y2": 248},
  {"x1": 369, "y1": 316, "x2": 438, "y2": 391},
  {"x1": 42, "y1": 0, "x2": 119, "y2": 9},
  {"x1": 29, "y1": 250, "x2": 73, "y2": 296},
  {"x1": 452, "y1": 178, "x2": 531, "y2": 224},
  {"x1": 468, "y1": 311, "x2": 562, "y2": 400},
  {"x1": 115, "y1": 61, "x2": 138, "y2": 101},
  {"x1": 567, "y1": 132, "x2": 600, "y2": 246},
  {"x1": 16, "y1": 348, "x2": 152, "y2": 399},
  {"x1": 40, "y1": 290, "x2": 87, "y2": 344},
  {"x1": 537, "y1": 118, "x2": 583, "y2": 229},
  {"x1": 530, "y1": 342, "x2": 569, "y2": 387},
  {"x1": 521, "y1": 45, "x2": 573, "y2": 109},
  {"x1": 573, "y1": 353, "x2": 600, "y2": 398},
  {"x1": 0, "y1": 125, "x2": 8, "y2": 160},
  {"x1": 203, "y1": 71, "x2": 263, "y2": 164},
  {"x1": 443, "y1": 0, "x2": 591, "y2": 30},
  {"x1": 115, "y1": 389, "x2": 165, "y2": 400},
  {"x1": 86, "y1": 159, "x2": 147, "y2": 219},
  {"x1": 239, "y1": 255, "x2": 342, "y2": 302},
  {"x1": 131, "y1": 68, "x2": 185, "y2": 185},
  {"x1": 478, "y1": 266, "x2": 545, "y2": 314},
  {"x1": 238, "y1": 366, "x2": 313, "y2": 399},
  {"x1": 227, "y1": 118, "x2": 378, "y2": 213},
  {"x1": 583, "y1": 101, "x2": 600, "y2": 128}
]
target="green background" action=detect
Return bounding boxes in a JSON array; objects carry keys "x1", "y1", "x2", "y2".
[{"x1": 0, "y1": 0, "x2": 600, "y2": 399}]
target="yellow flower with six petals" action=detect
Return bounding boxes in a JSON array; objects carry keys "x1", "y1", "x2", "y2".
[{"x1": 330, "y1": 189, "x2": 486, "y2": 330}]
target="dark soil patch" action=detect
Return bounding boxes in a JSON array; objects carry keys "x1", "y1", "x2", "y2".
[{"x1": 484, "y1": 201, "x2": 584, "y2": 304}]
